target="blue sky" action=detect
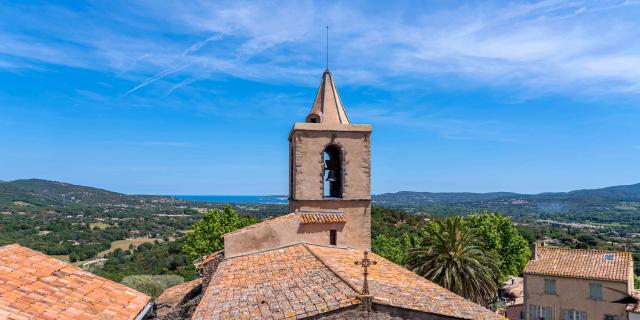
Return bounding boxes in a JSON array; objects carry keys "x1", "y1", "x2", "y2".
[{"x1": 1, "y1": 0, "x2": 640, "y2": 195}]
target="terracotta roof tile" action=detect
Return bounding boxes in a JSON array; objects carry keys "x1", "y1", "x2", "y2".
[
  {"x1": 299, "y1": 213, "x2": 345, "y2": 224},
  {"x1": 192, "y1": 244, "x2": 358, "y2": 320},
  {"x1": 193, "y1": 244, "x2": 501, "y2": 320},
  {"x1": 307, "y1": 245, "x2": 502, "y2": 320},
  {"x1": 0, "y1": 244, "x2": 150, "y2": 320},
  {"x1": 197, "y1": 250, "x2": 223, "y2": 268},
  {"x1": 524, "y1": 246, "x2": 632, "y2": 282}
]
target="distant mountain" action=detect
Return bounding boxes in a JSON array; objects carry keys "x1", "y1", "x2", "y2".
[
  {"x1": 0, "y1": 179, "x2": 175, "y2": 207},
  {"x1": 373, "y1": 183, "x2": 640, "y2": 205}
]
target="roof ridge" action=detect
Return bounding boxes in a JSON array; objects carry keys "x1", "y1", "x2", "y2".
[
  {"x1": 303, "y1": 244, "x2": 362, "y2": 295},
  {"x1": 541, "y1": 245, "x2": 631, "y2": 255},
  {"x1": 0, "y1": 243, "x2": 21, "y2": 251}
]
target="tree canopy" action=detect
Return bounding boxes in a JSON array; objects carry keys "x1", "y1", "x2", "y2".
[
  {"x1": 467, "y1": 212, "x2": 531, "y2": 279},
  {"x1": 408, "y1": 216, "x2": 501, "y2": 305},
  {"x1": 182, "y1": 205, "x2": 256, "y2": 262}
]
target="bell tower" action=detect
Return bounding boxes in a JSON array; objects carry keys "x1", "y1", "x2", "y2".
[{"x1": 288, "y1": 70, "x2": 372, "y2": 250}]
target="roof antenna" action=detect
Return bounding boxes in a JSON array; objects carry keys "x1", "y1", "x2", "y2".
[{"x1": 326, "y1": 25, "x2": 329, "y2": 71}]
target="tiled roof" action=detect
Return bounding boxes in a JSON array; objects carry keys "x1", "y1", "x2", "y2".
[
  {"x1": 193, "y1": 243, "x2": 501, "y2": 320},
  {"x1": 524, "y1": 246, "x2": 632, "y2": 282},
  {"x1": 192, "y1": 244, "x2": 359, "y2": 320},
  {"x1": 308, "y1": 245, "x2": 502, "y2": 320},
  {"x1": 299, "y1": 213, "x2": 345, "y2": 224},
  {"x1": 197, "y1": 250, "x2": 223, "y2": 268},
  {"x1": 156, "y1": 279, "x2": 202, "y2": 318},
  {"x1": 0, "y1": 244, "x2": 150, "y2": 320}
]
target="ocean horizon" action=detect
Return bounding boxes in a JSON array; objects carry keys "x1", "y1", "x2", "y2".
[{"x1": 173, "y1": 195, "x2": 288, "y2": 204}]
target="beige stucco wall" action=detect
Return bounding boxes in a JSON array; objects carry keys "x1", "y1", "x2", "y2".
[
  {"x1": 524, "y1": 273, "x2": 629, "y2": 320},
  {"x1": 290, "y1": 200, "x2": 371, "y2": 251},
  {"x1": 223, "y1": 216, "x2": 347, "y2": 258}
]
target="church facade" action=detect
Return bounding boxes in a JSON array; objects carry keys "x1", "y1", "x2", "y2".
[{"x1": 189, "y1": 70, "x2": 503, "y2": 320}]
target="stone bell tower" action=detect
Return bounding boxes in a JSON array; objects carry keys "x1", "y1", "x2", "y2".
[{"x1": 288, "y1": 69, "x2": 372, "y2": 250}]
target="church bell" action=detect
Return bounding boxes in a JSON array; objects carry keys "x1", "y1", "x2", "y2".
[{"x1": 325, "y1": 170, "x2": 338, "y2": 182}]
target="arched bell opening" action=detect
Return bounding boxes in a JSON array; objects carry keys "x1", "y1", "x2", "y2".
[{"x1": 323, "y1": 145, "x2": 342, "y2": 198}]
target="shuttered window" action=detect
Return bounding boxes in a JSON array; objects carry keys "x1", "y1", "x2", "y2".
[
  {"x1": 544, "y1": 278, "x2": 556, "y2": 294},
  {"x1": 590, "y1": 283, "x2": 602, "y2": 300}
]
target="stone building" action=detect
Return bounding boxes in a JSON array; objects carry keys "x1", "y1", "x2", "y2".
[
  {"x1": 523, "y1": 243, "x2": 633, "y2": 320},
  {"x1": 185, "y1": 69, "x2": 502, "y2": 319}
]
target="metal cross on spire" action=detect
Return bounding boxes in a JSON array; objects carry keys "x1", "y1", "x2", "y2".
[{"x1": 355, "y1": 250, "x2": 377, "y2": 313}]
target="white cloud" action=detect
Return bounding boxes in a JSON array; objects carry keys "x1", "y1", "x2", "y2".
[{"x1": 1, "y1": 0, "x2": 640, "y2": 98}]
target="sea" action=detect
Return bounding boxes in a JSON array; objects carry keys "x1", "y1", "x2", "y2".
[{"x1": 173, "y1": 195, "x2": 288, "y2": 204}]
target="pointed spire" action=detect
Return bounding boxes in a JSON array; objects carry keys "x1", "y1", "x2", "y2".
[{"x1": 306, "y1": 70, "x2": 350, "y2": 124}]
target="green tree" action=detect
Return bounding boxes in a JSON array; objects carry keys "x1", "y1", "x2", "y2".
[
  {"x1": 408, "y1": 216, "x2": 501, "y2": 305},
  {"x1": 467, "y1": 212, "x2": 531, "y2": 278},
  {"x1": 182, "y1": 205, "x2": 256, "y2": 262},
  {"x1": 372, "y1": 234, "x2": 420, "y2": 265}
]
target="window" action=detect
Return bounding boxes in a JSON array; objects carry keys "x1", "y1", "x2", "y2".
[
  {"x1": 563, "y1": 309, "x2": 587, "y2": 320},
  {"x1": 530, "y1": 305, "x2": 553, "y2": 320},
  {"x1": 330, "y1": 229, "x2": 337, "y2": 246},
  {"x1": 323, "y1": 145, "x2": 342, "y2": 198},
  {"x1": 544, "y1": 278, "x2": 556, "y2": 294},
  {"x1": 589, "y1": 283, "x2": 602, "y2": 300},
  {"x1": 604, "y1": 315, "x2": 617, "y2": 320}
]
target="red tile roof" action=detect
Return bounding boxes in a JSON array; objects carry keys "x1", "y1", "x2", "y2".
[
  {"x1": 524, "y1": 246, "x2": 632, "y2": 282},
  {"x1": 308, "y1": 245, "x2": 502, "y2": 320},
  {"x1": 0, "y1": 244, "x2": 150, "y2": 320},
  {"x1": 299, "y1": 213, "x2": 345, "y2": 224},
  {"x1": 193, "y1": 243, "x2": 501, "y2": 320},
  {"x1": 192, "y1": 244, "x2": 358, "y2": 320},
  {"x1": 197, "y1": 250, "x2": 223, "y2": 268}
]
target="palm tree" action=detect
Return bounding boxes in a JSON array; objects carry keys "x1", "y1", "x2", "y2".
[{"x1": 408, "y1": 216, "x2": 501, "y2": 305}]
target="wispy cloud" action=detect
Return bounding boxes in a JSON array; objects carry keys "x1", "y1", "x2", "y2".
[{"x1": 1, "y1": 0, "x2": 640, "y2": 98}]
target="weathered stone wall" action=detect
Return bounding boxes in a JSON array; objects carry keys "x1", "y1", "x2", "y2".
[
  {"x1": 200, "y1": 253, "x2": 223, "y2": 290},
  {"x1": 310, "y1": 304, "x2": 461, "y2": 320}
]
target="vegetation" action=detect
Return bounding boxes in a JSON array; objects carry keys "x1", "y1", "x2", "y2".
[
  {"x1": 121, "y1": 275, "x2": 185, "y2": 299},
  {"x1": 182, "y1": 206, "x2": 257, "y2": 262},
  {"x1": 467, "y1": 212, "x2": 530, "y2": 277},
  {"x1": 408, "y1": 216, "x2": 501, "y2": 304},
  {"x1": 94, "y1": 239, "x2": 197, "y2": 283}
]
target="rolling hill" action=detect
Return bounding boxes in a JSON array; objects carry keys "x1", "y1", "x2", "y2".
[{"x1": 0, "y1": 179, "x2": 175, "y2": 207}]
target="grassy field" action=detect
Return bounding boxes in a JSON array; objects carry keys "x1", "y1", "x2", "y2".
[
  {"x1": 98, "y1": 237, "x2": 156, "y2": 257},
  {"x1": 89, "y1": 222, "x2": 110, "y2": 230},
  {"x1": 51, "y1": 255, "x2": 70, "y2": 262}
]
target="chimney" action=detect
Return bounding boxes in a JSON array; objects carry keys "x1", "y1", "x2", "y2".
[
  {"x1": 531, "y1": 242, "x2": 538, "y2": 260},
  {"x1": 622, "y1": 244, "x2": 627, "y2": 252}
]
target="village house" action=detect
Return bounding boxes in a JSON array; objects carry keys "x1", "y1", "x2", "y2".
[
  {"x1": 523, "y1": 243, "x2": 634, "y2": 320},
  {"x1": 0, "y1": 244, "x2": 151, "y2": 320},
  {"x1": 170, "y1": 69, "x2": 503, "y2": 320}
]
